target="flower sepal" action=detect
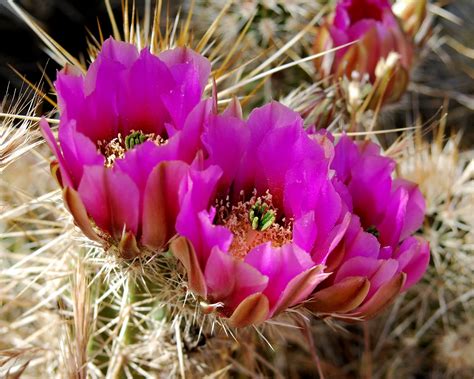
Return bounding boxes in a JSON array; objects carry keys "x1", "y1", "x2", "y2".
[
  {"x1": 345, "y1": 272, "x2": 406, "y2": 321},
  {"x1": 170, "y1": 236, "x2": 207, "y2": 297},
  {"x1": 227, "y1": 293, "x2": 270, "y2": 328},
  {"x1": 306, "y1": 276, "x2": 370, "y2": 314},
  {"x1": 393, "y1": 0, "x2": 428, "y2": 40},
  {"x1": 62, "y1": 186, "x2": 100, "y2": 242},
  {"x1": 312, "y1": 0, "x2": 415, "y2": 110}
]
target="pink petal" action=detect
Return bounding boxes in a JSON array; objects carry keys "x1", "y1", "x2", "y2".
[
  {"x1": 234, "y1": 101, "x2": 308, "y2": 195},
  {"x1": 204, "y1": 247, "x2": 268, "y2": 313},
  {"x1": 97, "y1": 38, "x2": 139, "y2": 68},
  {"x1": 58, "y1": 120, "x2": 104, "y2": 187},
  {"x1": 159, "y1": 48, "x2": 210, "y2": 128},
  {"x1": 114, "y1": 141, "x2": 181, "y2": 193},
  {"x1": 39, "y1": 119, "x2": 73, "y2": 188},
  {"x1": 312, "y1": 211, "x2": 352, "y2": 265},
  {"x1": 222, "y1": 97, "x2": 243, "y2": 119},
  {"x1": 55, "y1": 67, "x2": 85, "y2": 124},
  {"x1": 162, "y1": 99, "x2": 212, "y2": 156},
  {"x1": 332, "y1": 134, "x2": 360, "y2": 184},
  {"x1": 159, "y1": 47, "x2": 211, "y2": 90},
  {"x1": 176, "y1": 165, "x2": 232, "y2": 267},
  {"x1": 244, "y1": 243, "x2": 315, "y2": 309},
  {"x1": 343, "y1": 215, "x2": 380, "y2": 261},
  {"x1": 394, "y1": 236, "x2": 430, "y2": 291},
  {"x1": 202, "y1": 112, "x2": 249, "y2": 191},
  {"x1": 349, "y1": 153, "x2": 395, "y2": 227},
  {"x1": 271, "y1": 265, "x2": 328, "y2": 316},
  {"x1": 78, "y1": 165, "x2": 139, "y2": 239},
  {"x1": 141, "y1": 161, "x2": 190, "y2": 250},
  {"x1": 284, "y1": 158, "x2": 338, "y2": 220},
  {"x1": 293, "y1": 211, "x2": 318, "y2": 252},
  {"x1": 377, "y1": 186, "x2": 409, "y2": 247},
  {"x1": 394, "y1": 179, "x2": 426, "y2": 239},
  {"x1": 367, "y1": 258, "x2": 399, "y2": 298},
  {"x1": 335, "y1": 256, "x2": 381, "y2": 283},
  {"x1": 117, "y1": 48, "x2": 175, "y2": 136},
  {"x1": 80, "y1": 57, "x2": 124, "y2": 142}
]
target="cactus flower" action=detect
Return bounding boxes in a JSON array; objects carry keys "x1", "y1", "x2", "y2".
[
  {"x1": 307, "y1": 135, "x2": 429, "y2": 319},
  {"x1": 40, "y1": 38, "x2": 213, "y2": 258},
  {"x1": 171, "y1": 101, "x2": 350, "y2": 327},
  {"x1": 313, "y1": 0, "x2": 414, "y2": 105}
]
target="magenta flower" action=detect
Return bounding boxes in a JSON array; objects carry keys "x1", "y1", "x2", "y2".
[
  {"x1": 41, "y1": 38, "x2": 213, "y2": 258},
  {"x1": 308, "y1": 135, "x2": 429, "y2": 319},
  {"x1": 313, "y1": 0, "x2": 413, "y2": 103},
  {"x1": 171, "y1": 101, "x2": 350, "y2": 327}
]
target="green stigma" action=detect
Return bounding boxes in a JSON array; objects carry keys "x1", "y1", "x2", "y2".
[
  {"x1": 249, "y1": 199, "x2": 276, "y2": 231},
  {"x1": 125, "y1": 131, "x2": 148, "y2": 150},
  {"x1": 366, "y1": 225, "x2": 380, "y2": 238}
]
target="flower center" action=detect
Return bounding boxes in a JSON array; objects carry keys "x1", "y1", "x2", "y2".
[
  {"x1": 347, "y1": 0, "x2": 385, "y2": 24},
  {"x1": 97, "y1": 130, "x2": 167, "y2": 167},
  {"x1": 249, "y1": 198, "x2": 276, "y2": 231},
  {"x1": 125, "y1": 131, "x2": 148, "y2": 150},
  {"x1": 216, "y1": 190, "x2": 293, "y2": 260},
  {"x1": 366, "y1": 225, "x2": 380, "y2": 238}
]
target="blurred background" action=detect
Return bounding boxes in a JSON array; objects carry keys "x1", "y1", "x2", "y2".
[{"x1": 1, "y1": 0, "x2": 116, "y2": 94}]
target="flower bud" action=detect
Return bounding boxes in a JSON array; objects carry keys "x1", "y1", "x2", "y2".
[
  {"x1": 313, "y1": 0, "x2": 414, "y2": 106},
  {"x1": 393, "y1": 0, "x2": 428, "y2": 39}
]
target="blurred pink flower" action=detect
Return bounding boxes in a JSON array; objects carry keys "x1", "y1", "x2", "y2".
[{"x1": 313, "y1": 0, "x2": 414, "y2": 104}]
